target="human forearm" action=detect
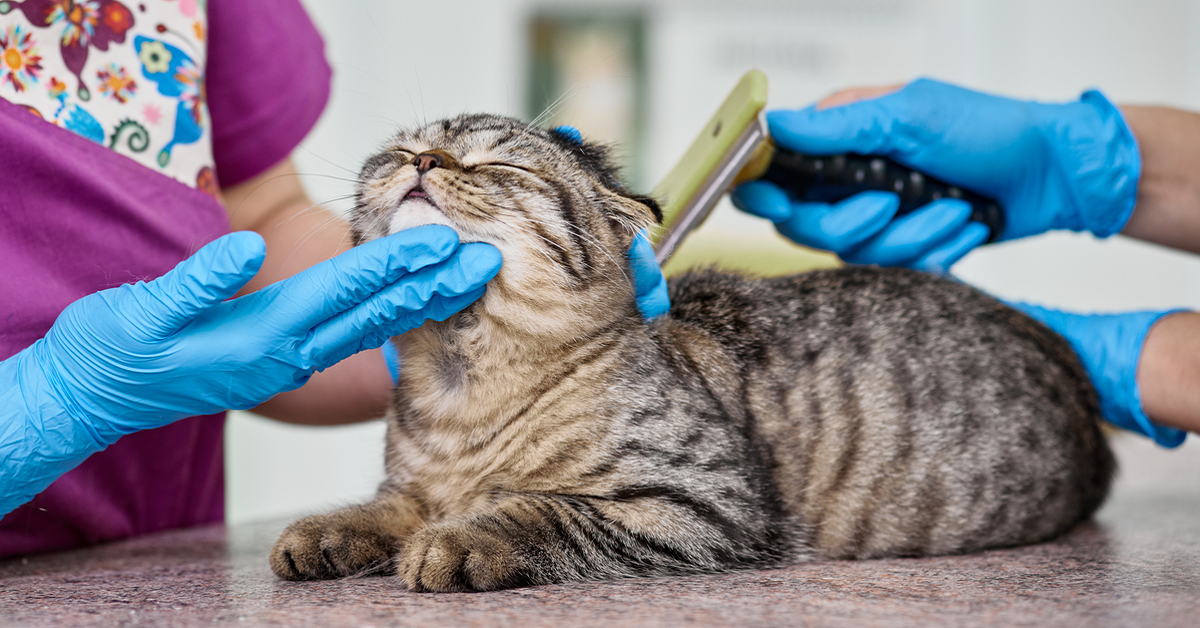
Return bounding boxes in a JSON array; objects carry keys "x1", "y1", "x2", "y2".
[
  {"x1": 1138, "y1": 312, "x2": 1200, "y2": 433},
  {"x1": 251, "y1": 348, "x2": 393, "y2": 424},
  {"x1": 1120, "y1": 105, "x2": 1200, "y2": 253},
  {"x1": 1113, "y1": 107, "x2": 1200, "y2": 434},
  {"x1": 221, "y1": 158, "x2": 353, "y2": 295}
]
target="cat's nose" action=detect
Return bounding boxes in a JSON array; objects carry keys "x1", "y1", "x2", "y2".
[{"x1": 415, "y1": 152, "x2": 443, "y2": 173}]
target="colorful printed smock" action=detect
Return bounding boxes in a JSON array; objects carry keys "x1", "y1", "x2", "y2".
[
  {"x1": 0, "y1": 0, "x2": 331, "y2": 557},
  {"x1": 0, "y1": 0, "x2": 215, "y2": 193}
]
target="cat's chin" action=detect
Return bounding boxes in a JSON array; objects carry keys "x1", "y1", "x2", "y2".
[{"x1": 387, "y1": 200, "x2": 456, "y2": 235}]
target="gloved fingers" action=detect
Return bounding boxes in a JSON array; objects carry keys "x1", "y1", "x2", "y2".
[
  {"x1": 767, "y1": 79, "x2": 968, "y2": 168},
  {"x1": 278, "y1": 225, "x2": 462, "y2": 330},
  {"x1": 396, "y1": 287, "x2": 489, "y2": 331},
  {"x1": 731, "y1": 180, "x2": 792, "y2": 222},
  {"x1": 299, "y1": 243, "x2": 501, "y2": 370},
  {"x1": 908, "y1": 221, "x2": 990, "y2": 274},
  {"x1": 129, "y1": 231, "x2": 266, "y2": 338},
  {"x1": 774, "y1": 191, "x2": 899, "y2": 254},
  {"x1": 841, "y1": 199, "x2": 972, "y2": 266},
  {"x1": 310, "y1": 287, "x2": 488, "y2": 370},
  {"x1": 628, "y1": 231, "x2": 670, "y2": 318},
  {"x1": 636, "y1": 276, "x2": 670, "y2": 319},
  {"x1": 766, "y1": 94, "x2": 907, "y2": 158}
]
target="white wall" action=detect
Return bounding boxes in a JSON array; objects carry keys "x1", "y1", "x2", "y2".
[{"x1": 226, "y1": 0, "x2": 1200, "y2": 525}]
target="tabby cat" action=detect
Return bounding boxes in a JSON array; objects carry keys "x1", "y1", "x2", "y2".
[{"x1": 270, "y1": 114, "x2": 1115, "y2": 592}]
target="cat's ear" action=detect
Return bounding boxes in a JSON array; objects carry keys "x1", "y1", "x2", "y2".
[{"x1": 604, "y1": 192, "x2": 663, "y2": 241}]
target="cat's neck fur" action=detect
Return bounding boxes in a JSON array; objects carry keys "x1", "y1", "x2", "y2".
[{"x1": 393, "y1": 278, "x2": 641, "y2": 442}]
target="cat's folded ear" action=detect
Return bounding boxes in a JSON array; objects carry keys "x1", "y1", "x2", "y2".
[{"x1": 604, "y1": 192, "x2": 663, "y2": 242}]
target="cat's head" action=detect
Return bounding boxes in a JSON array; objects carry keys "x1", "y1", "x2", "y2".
[{"x1": 352, "y1": 114, "x2": 662, "y2": 337}]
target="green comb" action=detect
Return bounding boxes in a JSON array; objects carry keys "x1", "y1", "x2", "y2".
[{"x1": 650, "y1": 70, "x2": 771, "y2": 264}]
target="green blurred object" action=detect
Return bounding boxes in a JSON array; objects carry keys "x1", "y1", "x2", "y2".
[{"x1": 662, "y1": 231, "x2": 840, "y2": 278}]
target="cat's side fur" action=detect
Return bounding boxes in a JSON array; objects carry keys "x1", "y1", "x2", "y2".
[{"x1": 270, "y1": 114, "x2": 1115, "y2": 591}]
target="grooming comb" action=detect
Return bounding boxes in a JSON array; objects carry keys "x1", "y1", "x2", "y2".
[{"x1": 651, "y1": 70, "x2": 1004, "y2": 264}]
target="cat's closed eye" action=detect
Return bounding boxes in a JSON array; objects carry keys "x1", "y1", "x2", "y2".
[{"x1": 473, "y1": 162, "x2": 534, "y2": 174}]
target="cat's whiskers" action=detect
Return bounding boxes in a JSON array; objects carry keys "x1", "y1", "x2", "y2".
[
  {"x1": 491, "y1": 234, "x2": 589, "y2": 326},
  {"x1": 528, "y1": 86, "x2": 583, "y2": 129},
  {"x1": 350, "y1": 204, "x2": 393, "y2": 243},
  {"x1": 293, "y1": 143, "x2": 360, "y2": 177},
  {"x1": 291, "y1": 209, "x2": 358, "y2": 255},
  {"x1": 469, "y1": 195, "x2": 587, "y2": 289},
  {"x1": 565, "y1": 222, "x2": 632, "y2": 286},
  {"x1": 292, "y1": 172, "x2": 363, "y2": 185},
  {"x1": 513, "y1": 214, "x2": 609, "y2": 317},
  {"x1": 275, "y1": 195, "x2": 359, "y2": 228},
  {"x1": 524, "y1": 213, "x2": 632, "y2": 287}
]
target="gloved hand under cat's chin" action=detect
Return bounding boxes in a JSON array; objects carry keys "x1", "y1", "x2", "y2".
[{"x1": 0, "y1": 225, "x2": 502, "y2": 516}]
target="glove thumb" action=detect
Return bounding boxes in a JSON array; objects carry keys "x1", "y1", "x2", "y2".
[
  {"x1": 766, "y1": 80, "x2": 950, "y2": 159},
  {"x1": 767, "y1": 103, "x2": 905, "y2": 158},
  {"x1": 131, "y1": 231, "x2": 266, "y2": 337}
]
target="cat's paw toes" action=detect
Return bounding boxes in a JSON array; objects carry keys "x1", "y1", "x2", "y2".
[
  {"x1": 398, "y1": 525, "x2": 531, "y2": 592},
  {"x1": 270, "y1": 513, "x2": 398, "y2": 581}
]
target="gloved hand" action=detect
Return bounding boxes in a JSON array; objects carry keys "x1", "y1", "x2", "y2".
[
  {"x1": 629, "y1": 231, "x2": 670, "y2": 318},
  {"x1": 1011, "y1": 302, "x2": 1187, "y2": 448},
  {"x1": 732, "y1": 78, "x2": 1142, "y2": 271},
  {"x1": 0, "y1": 225, "x2": 502, "y2": 514}
]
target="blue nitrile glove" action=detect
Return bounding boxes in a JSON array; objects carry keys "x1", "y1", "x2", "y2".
[
  {"x1": 1011, "y1": 302, "x2": 1187, "y2": 448},
  {"x1": 629, "y1": 230, "x2": 670, "y2": 318},
  {"x1": 0, "y1": 225, "x2": 502, "y2": 515},
  {"x1": 732, "y1": 78, "x2": 1141, "y2": 271}
]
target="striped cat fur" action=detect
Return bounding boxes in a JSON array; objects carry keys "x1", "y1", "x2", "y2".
[{"x1": 270, "y1": 114, "x2": 1115, "y2": 592}]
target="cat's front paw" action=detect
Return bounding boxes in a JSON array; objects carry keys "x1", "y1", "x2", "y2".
[
  {"x1": 399, "y1": 524, "x2": 533, "y2": 592},
  {"x1": 270, "y1": 512, "x2": 399, "y2": 581}
]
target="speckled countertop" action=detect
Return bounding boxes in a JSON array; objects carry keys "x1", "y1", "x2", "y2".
[{"x1": 2, "y1": 435, "x2": 1198, "y2": 628}]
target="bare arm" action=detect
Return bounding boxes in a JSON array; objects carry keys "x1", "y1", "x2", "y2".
[
  {"x1": 219, "y1": 158, "x2": 393, "y2": 425},
  {"x1": 1120, "y1": 106, "x2": 1200, "y2": 253},
  {"x1": 1139, "y1": 312, "x2": 1200, "y2": 433},
  {"x1": 1113, "y1": 107, "x2": 1200, "y2": 434}
]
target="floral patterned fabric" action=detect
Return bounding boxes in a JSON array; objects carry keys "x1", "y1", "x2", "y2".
[
  {"x1": 0, "y1": 0, "x2": 215, "y2": 193},
  {"x1": 0, "y1": 0, "x2": 330, "y2": 557}
]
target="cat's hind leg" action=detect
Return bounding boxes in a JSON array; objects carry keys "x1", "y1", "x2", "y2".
[{"x1": 270, "y1": 494, "x2": 424, "y2": 581}]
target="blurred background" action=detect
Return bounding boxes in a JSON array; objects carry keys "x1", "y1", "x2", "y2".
[{"x1": 226, "y1": 0, "x2": 1200, "y2": 525}]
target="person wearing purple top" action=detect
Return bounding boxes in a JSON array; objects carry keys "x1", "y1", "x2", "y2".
[{"x1": 0, "y1": 0, "x2": 502, "y2": 556}]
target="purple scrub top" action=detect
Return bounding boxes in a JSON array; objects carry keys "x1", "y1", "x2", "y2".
[{"x1": 0, "y1": 0, "x2": 331, "y2": 556}]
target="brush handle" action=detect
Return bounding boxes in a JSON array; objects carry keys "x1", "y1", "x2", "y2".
[{"x1": 762, "y1": 149, "x2": 1005, "y2": 243}]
